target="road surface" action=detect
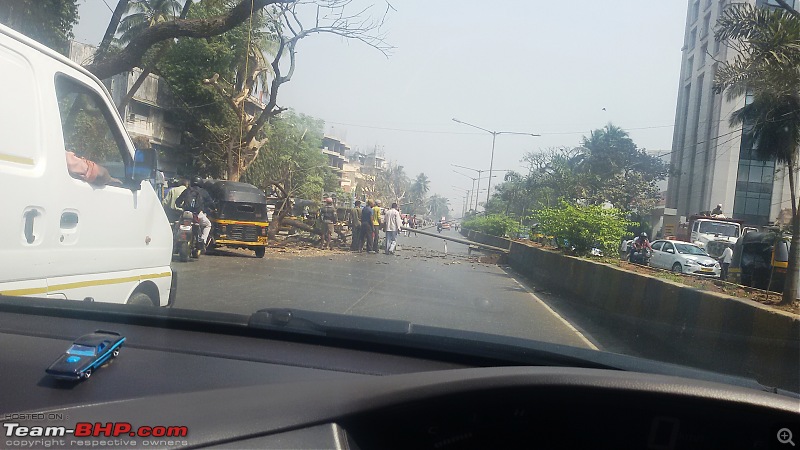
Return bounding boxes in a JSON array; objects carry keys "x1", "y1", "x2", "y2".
[{"x1": 171, "y1": 231, "x2": 597, "y2": 350}]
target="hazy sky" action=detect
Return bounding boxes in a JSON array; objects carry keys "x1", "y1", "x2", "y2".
[{"x1": 73, "y1": 0, "x2": 688, "y2": 213}]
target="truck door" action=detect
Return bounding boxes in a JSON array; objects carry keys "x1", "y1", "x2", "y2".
[{"x1": 691, "y1": 221, "x2": 700, "y2": 242}]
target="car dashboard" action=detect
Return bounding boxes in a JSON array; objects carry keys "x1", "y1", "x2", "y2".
[{"x1": 0, "y1": 297, "x2": 797, "y2": 450}]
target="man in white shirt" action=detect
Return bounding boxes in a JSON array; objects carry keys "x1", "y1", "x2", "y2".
[
  {"x1": 383, "y1": 202, "x2": 403, "y2": 254},
  {"x1": 720, "y1": 246, "x2": 734, "y2": 281}
]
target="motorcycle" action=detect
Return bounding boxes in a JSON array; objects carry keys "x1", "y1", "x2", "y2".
[
  {"x1": 629, "y1": 247, "x2": 652, "y2": 266},
  {"x1": 173, "y1": 211, "x2": 207, "y2": 262}
]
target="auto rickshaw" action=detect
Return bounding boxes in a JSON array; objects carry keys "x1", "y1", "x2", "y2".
[
  {"x1": 728, "y1": 230, "x2": 789, "y2": 291},
  {"x1": 205, "y1": 180, "x2": 269, "y2": 258}
]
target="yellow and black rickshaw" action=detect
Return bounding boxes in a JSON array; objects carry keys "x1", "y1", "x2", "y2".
[
  {"x1": 205, "y1": 180, "x2": 269, "y2": 258},
  {"x1": 729, "y1": 230, "x2": 789, "y2": 291}
]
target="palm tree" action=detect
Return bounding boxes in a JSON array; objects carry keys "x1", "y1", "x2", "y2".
[
  {"x1": 714, "y1": 2, "x2": 800, "y2": 305},
  {"x1": 409, "y1": 173, "x2": 430, "y2": 214},
  {"x1": 428, "y1": 194, "x2": 451, "y2": 220},
  {"x1": 117, "y1": 0, "x2": 182, "y2": 45}
]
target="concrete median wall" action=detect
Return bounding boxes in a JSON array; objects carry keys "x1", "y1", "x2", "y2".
[{"x1": 464, "y1": 230, "x2": 800, "y2": 392}]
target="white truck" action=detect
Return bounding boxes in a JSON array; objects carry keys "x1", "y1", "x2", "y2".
[
  {"x1": 675, "y1": 215, "x2": 744, "y2": 258},
  {"x1": 0, "y1": 24, "x2": 175, "y2": 306}
]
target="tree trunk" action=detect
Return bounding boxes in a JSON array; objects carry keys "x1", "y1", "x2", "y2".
[
  {"x1": 267, "y1": 198, "x2": 290, "y2": 239},
  {"x1": 282, "y1": 217, "x2": 319, "y2": 235},
  {"x1": 781, "y1": 161, "x2": 798, "y2": 305}
]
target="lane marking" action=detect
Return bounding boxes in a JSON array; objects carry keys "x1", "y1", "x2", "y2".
[{"x1": 502, "y1": 267, "x2": 599, "y2": 350}]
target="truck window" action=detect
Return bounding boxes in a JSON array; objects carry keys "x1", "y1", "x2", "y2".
[
  {"x1": 55, "y1": 75, "x2": 130, "y2": 183},
  {"x1": 697, "y1": 221, "x2": 739, "y2": 238}
]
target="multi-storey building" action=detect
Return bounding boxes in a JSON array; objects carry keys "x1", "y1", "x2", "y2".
[{"x1": 666, "y1": 0, "x2": 798, "y2": 226}]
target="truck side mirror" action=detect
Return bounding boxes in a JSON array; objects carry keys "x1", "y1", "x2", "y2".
[{"x1": 128, "y1": 147, "x2": 157, "y2": 188}]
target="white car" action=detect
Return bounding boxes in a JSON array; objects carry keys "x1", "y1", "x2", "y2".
[{"x1": 650, "y1": 240, "x2": 721, "y2": 277}]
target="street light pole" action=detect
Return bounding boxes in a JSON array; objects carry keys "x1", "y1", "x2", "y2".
[
  {"x1": 452, "y1": 118, "x2": 539, "y2": 207},
  {"x1": 452, "y1": 166, "x2": 500, "y2": 212}
]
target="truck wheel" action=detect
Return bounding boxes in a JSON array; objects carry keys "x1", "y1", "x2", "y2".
[
  {"x1": 255, "y1": 247, "x2": 266, "y2": 258},
  {"x1": 82, "y1": 369, "x2": 92, "y2": 379},
  {"x1": 672, "y1": 262, "x2": 683, "y2": 273},
  {"x1": 127, "y1": 292, "x2": 154, "y2": 306},
  {"x1": 112, "y1": 348, "x2": 120, "y2": 357},
  {"x1": 178, "y1": 242, "x2": 189, "y2": 262}
]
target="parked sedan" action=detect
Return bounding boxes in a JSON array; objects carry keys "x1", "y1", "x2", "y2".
[{"x1": 649, "y1": 240, "x2": 721, "y2": 277}]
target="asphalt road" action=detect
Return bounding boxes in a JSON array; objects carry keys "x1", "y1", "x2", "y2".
[{"x1": 171, "y1": 231, "x2": 597, "y2": 350}]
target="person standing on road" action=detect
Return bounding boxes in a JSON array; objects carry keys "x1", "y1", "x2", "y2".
[
  {"x1": 372, "y1": 200, "x2": 383, "y2": 254},
  {"x1": 384, "y1": 203, "x2": 403, "y2": 254},
  {"x1": 411, "y1": 214, "x2": 418, "y2": 236},
  {"x1": 349, "y1": 200, "x2": 362, "y2": 251},
  {"x1": 320, "y1": 197, "x2": 338, "y2": 250},
  {"x1": 361, "y1": 200, "x2": 375, "y2": 253},
  {"x1": 719, "y1": 245, "x2": 733, "y2": 281}
]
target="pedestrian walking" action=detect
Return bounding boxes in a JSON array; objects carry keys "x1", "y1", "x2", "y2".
[
  {"x1": 320, "y1": 197, "x2": 337, "y2": 250},
  {"x1": 349, "y1": 200, "x2": 362, "y2": 251},
  {"x1": 372, "y1": 200, "x2": 383, "y2": 254},
  {"x1": 361, "y1": 200, "x2": 375, "y2": 253},
  {"x1": 384, "y1": 203, "x2": 403, "y2": 254},
  {"x1": 402, "y1": 215, "x2": 409, "y2": 237},
  {"x1": 719, "y1": 245, "x2": 733, "y2": 281},
  {"x1": 411, "y1": 214, "x2": 418, "y2": 236}
]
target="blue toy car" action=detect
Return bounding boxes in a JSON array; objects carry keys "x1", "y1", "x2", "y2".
[{"x1": 45, "y1": 330, "x2": 125, "y2": 380}]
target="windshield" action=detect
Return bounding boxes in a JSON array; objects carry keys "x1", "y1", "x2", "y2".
[
  {"x1": 1, "y1": 0, "x2": 798, "y2": 397},
  {"x1": 698, "y1": 221, "x2": 739, "y2": 238},
  {"x1": 674, "y1": 243, "x2": 708, "y2": 256},
  {"x1": 67, "y1": 344, "x2": 96, "y2": 357}
]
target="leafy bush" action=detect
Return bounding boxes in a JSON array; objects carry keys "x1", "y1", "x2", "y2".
[
  {"x1": 462, "y1": 214, "x2": 520, "y2": 237},
  {"x1": 533, "y1": 201, "x2": 632, "y2": 255}
]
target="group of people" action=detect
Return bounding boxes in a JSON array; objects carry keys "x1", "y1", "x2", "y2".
[{"x1": 338, "y1": 200, "x2": 419, "y2": 254}]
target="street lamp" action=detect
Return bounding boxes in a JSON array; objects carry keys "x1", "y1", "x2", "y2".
[
  {"x1": 452, "y1": 118, "x2": 539, "y2": 206},
  {"x1": 451, "y1": 164, "x2": 498, "y2": 211},
  {"x1": 453, "y1": 170, "x2": 497, "y2": 213},
  {"x1": 451, "y1": 186, "x2": 470, "y2": 217}
]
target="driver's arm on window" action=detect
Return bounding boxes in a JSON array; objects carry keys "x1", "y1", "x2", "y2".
[{"x1": 65, "y1": 151, "x2": 121, "y2": 186}]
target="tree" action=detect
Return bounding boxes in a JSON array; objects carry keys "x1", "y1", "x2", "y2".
[
  {"x1": 408, "y1": 173, "x2": 430, "y2": 214},
  {"x1": 240, "y1": 110, "x2": 329, "y2": 237},
  {"x1": 578, "y1": 124, "x2": 667, "y2": 211},
  {"x1": 428, "y1": 194, "x2": 451, "y2": 220},
  {"x1": 534, "y1": 201, "x2": 633, "y2": 255},
  {"x1": 116, "y1": 0, "x2": 193, "y2": 114},
  {"x1": 378, "y1": 163, "x2": 409, "y2": 204},
  {"x1": 118, "y1": 0, "x2": 183, "y2": 44},
  {"x1": 713, "y1": 1, "x2": 800, "y2": 305},
  {"x1": 194, "y1": 1, "x2": 391, "y2": 181},
  {"x1": 0, "y1": 0, "x2": 79, "y2": 55}
]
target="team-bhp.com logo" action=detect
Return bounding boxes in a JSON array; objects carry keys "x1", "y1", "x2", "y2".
[{"x1": 4, "y1": 422, "x2": 188, "y2": 438}]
